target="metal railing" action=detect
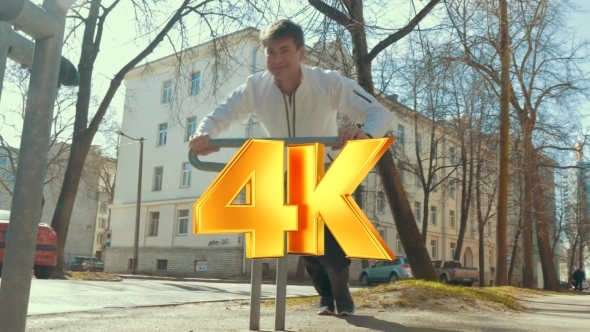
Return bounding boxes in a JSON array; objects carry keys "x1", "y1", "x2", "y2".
[{"x1": 188, "y1": 136, "x2": 340, "y2": 172}]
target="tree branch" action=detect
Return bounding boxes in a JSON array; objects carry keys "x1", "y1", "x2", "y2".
[{"x1": 366, "y1": 0, "x2": 441, "y2": 63}]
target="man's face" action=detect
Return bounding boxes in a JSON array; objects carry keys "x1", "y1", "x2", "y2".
[{"x1": 264, "y1": 37, "x2": 305, "y2": 81}]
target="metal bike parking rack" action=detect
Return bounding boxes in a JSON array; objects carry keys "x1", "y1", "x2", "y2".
[{"x1": 188, "y1": 136, "x2": 339, "y2": 331}]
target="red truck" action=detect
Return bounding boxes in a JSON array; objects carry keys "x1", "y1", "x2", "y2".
[{"x1": 0, "y1": 210, "x2": 58, "y2": 279}]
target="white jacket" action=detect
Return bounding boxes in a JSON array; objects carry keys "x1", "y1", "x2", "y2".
[{"x1": 194, "y1": 64, "x2": 394, "y2": 162}]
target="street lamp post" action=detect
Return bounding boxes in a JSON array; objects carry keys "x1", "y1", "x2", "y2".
[{"x1": 118, "y1": 131, "x2": 145, "y2": 275}]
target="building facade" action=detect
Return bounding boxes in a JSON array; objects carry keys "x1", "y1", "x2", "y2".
[{"x1": 0, "y1": 144, "x2": 116, "y2": 263}]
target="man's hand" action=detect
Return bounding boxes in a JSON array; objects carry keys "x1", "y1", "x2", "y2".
[
  {"x1": 332, "y1": 126, "x2": 370, "y2": 151},
  {"x1": 189, "y1": 133, "x2": 220, "y2": 156}
]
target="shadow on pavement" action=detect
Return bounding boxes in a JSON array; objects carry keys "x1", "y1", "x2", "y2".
[{"x1": 339, "y1": 315, "x2": 459, "y2": 332}]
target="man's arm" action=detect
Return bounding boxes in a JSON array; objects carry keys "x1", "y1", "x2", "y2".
[
  {"x1": 329, "y1": 74, "x2": 394, "y2": 138},
  {"x1": 192, "y1": 79, "x2": 254, "y2": 139}
]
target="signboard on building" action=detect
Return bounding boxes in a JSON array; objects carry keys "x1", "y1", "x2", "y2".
[
  {"x1": 195, "y1": 260, "x2": 207, "y2": 272},
  {"x1": 105, "y1": 230, "x2": 112, "y2": 247}
]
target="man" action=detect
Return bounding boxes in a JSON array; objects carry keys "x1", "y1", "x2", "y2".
[
  {"x1": 189, "y1": 19, "x2": 393, "y2": 316},
  {"x1": 572, "y1": 267, "x2": 586, "y2": 292}
]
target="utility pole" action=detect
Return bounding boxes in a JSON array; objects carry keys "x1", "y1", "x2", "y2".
[
  {"x1": 118, "y1": 132, "x2": 145, "y2": 274},
  {"x1": 0, "y1": 1, "x2": 78, "y2": 331},
  {"x1": 495, "y1": 0, "x2": 510, "y2": 286}
]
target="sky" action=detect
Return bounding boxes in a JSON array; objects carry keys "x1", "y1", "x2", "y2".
[{"x1": 0, "y1": 0, "x2": 589, "y2": 156}]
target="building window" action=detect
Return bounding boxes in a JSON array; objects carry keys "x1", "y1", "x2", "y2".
[
  {"x1": 186, "y1": 116, "x2": 197, "y2": 141},
  {"x1": 449, "y1": 210, "x2": 456, "y2": 229},
  {"x1": 416, "y1": 134, "x2": 422, "y2": 154},
  {"x1": 100, "y1": 202, "x2": 108, "y2": 214},
  {"x1": 415, "y1": 174, "x2": 421, "y2": 187},
  {"x1": 397, "y1": 125, "x2": 405, "y2": 146},
  {"x1": 157, "y1": 123, "x2": 167, "y2": 146},
  {"x1": 153, "y1": 167, "x2": 163, "y2": 191},
  {"x1": 377, "y1": 192, "x2": 386, "y2": 213},
  {"x1": 396, "y1": 233, "x2": 404, "y2": 254},
  {"x1": 430, "y1": 206, "x2": 437, "y2": 225},
  {"x1": 431, "y1": 173, "x2": 437, "y2": 192},
  {"x1": 148, "y1": 212, "x2": 160, "y2": 236},
  {"x1": 489, "y1": 249, "x2": 493, "y2": 267},
  {"x1": 161, "y1": 81, "x2": 172, "y2": 104},
  {"x1": 431, "y1": 239, "x2": 438, "y2": 259},
  {"x1": 414, "y1": 202, "x2": 422, "y2": 222},
  {"x1": 128, "y1": 258, "x2": 137, "y2": 269},
  {"x1": 488, "y1": 221, "x2": 493, "y2": 237},
  {"x1": 450, "y1": 180, "x2": 456, "y2": 198},
  {"x1": 177, "y1": 209, "x2": 189, "y2": 235},
  {"x1": 397, "y1": 161, "x2": 404, "y2": 181},
  {"x1": 190, "y1": 72, "x2": 201, "y2": 95},
  {"x1": 449, "y1": 147, "x2": 456, "y2": 164},
  {"x1": 157, "y1": 259, "x2": 168, "y2": 270},
  {"x1": 450, "y1": 242, "x2": 456, "y2": 259},
  {"x1": 99, "y1": 218, "x2": 107, "y2": 229},
  {"x1": 181, "y1": 162, "x2": 192, "y2": 188},
  {"x1": 378, "y1": 229, "x2": 386, "y2": 241},
  {"x1": 96, "y1": 233, "x2": 103, "y2": 244}
]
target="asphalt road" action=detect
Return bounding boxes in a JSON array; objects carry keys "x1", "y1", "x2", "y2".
[{"x1": 0, "y1": 279, "x2": 325, "y2": 316}]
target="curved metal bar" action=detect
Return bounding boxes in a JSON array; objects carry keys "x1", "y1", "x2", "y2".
[{"x1": 188, "y1": 136, "x2": 339, "y2": 172}]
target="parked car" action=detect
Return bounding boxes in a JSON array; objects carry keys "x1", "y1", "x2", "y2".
[
  {"x1": 69, "y1": 256, "x2": 104, "y2": 272},
  {"x1": 581, "y1": 281, "x2": 589, "y2": 291},
  {"x1": 0, "y1": 209, "x2": 58, "y2": 279},
  {"x1": 359, "y1": 256, "x2": 412, "y2": 286},
  {"x1": 560, "y1": 280, "x2": 571, "y2": 290},
  {"x1": 433, "y1": 260, "x2": 478, "y2": 286}
]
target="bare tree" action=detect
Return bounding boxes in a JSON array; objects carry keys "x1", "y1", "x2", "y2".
[
  {"x1": 445, "y1": 0, "x2": 589, "y2": 290},
  {"x1": 48, "y1": 0, "x2": 266, "y2": 278},
  {"x1": 0, "y1": 61, "x2": 78, "y2": 212},
  {"x1": 306, "y1": 0, "x2": 443, "y2": 281}
]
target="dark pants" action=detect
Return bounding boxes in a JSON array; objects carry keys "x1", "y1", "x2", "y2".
[
  {"x1": 574, "y1": 281, "x2": 583, "y2": 291},
  {"x1": 284, "y1": 172, "x2": 354, "y2": 310},
  {"x1": 301, "y1": 226, "x2": 354, "y2": 309}
]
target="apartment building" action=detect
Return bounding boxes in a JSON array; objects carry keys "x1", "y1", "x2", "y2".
[{"x1": 0, "y1": 144, "x2": 116, "y2": 263}]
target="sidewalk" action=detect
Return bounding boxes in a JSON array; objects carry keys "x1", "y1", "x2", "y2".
[{"x1": 25, "y1": 293, "x2": 590, "y2": 331}]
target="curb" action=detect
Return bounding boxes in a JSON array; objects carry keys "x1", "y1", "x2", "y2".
[{"x1": 115, "y1": 274, "x2": 284, "y2": 285}]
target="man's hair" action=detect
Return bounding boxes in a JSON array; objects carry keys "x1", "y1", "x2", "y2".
[{"x1": 259, "y1": 19, "x2": 305, "y2": 50}]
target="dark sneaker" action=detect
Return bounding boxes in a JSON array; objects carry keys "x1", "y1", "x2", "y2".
[
  {"x1": 336, "y1": 302, "x2": 355, "y2": 316},
  {"x1": 317, "y1": 296, "x2": 335, "y2": 315}
]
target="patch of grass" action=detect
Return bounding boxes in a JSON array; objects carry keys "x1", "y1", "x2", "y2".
[
  {"x1": 270, "y1": 279, "x2": 555, "y2": 312},
  {"x1": 69, "y1": 271, "x2": 121, "y2": 281}
]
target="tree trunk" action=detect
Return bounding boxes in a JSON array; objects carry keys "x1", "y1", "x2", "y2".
[
  {"x1": 50, "y1": 0, "x2": 101, "y2": 279},
  {"x1": 375, "y1": 155, "x2": 436, "y2": 280},
  {"x1": 568, "y1": 234, "x2": 578, "y2": 285},
  {"x1": 579, "y1": 242, "x2": 584, "y2": 270},
  {"x1": 495, "y1": 0, "x2": 510, "y2": 286},
  {"x1": 422, "y1": 194, "x2": 430, "y2": 244},
  {"x1": 51, "y1": 142, "x2": 93, "y2": 278},
  {"x1": 520, "y1": 119, "x2": 535, "y2": 288},
  {"x1": 476, "y1": 158, "x2": 485, "y2": 287},
  {"x1": 532, "y1": 162, "x2": 560, "y2": 291},
  {"x1": 508, "y1": 228, "x2": 521, "y2": 285},
  {"x1": 454, "y1": 143, "x2": 474, "y2": 261}
]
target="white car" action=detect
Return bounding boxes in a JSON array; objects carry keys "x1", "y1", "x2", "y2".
[{"x1": 582, "y1": 282, "x2": 590, "y2": 291}]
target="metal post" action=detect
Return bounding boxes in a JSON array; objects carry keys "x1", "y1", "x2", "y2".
[
  {"x1": 274, "y1": 234, "x2": 288, "y2": 331},
  {"x1": 132, "y1": 138, "x2": 144, "y2": 274},
  {"x1": 249, "y1": 259, "x2": 263, "y2": 331},
  {"x1": 0, "y1": 22, "x2": 10, "y2": 103},
  {"x1": 0, "y1": 0, "x2": 74, "y2": 330}
]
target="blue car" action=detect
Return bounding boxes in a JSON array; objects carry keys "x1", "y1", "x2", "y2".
[{"x1": 358, "y1": 256, "x2": 413, "y2": 286}]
